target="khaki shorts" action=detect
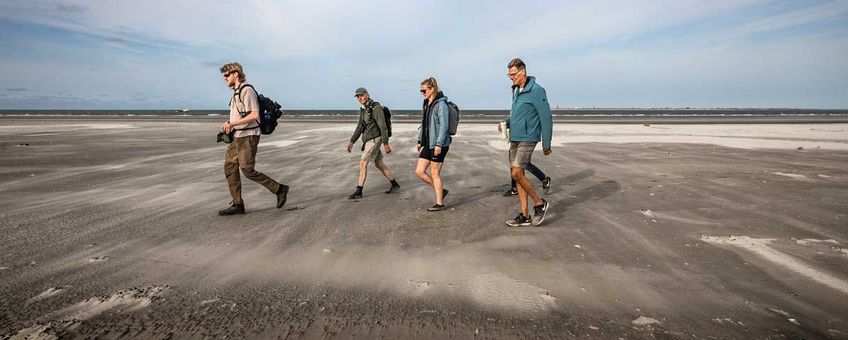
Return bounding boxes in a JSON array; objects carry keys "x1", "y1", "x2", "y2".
[
  {"x1": 361, "y1": 137, "x2": 383, "y2": 162},
  {"x1": 508, "y1": 142, "x2": 536, "y2": 168}
]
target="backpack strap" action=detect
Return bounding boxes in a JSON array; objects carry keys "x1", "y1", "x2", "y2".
[
  {"x1": 232, "y1": 84, "x2": 255, "y2": 109},
  {"x1": 366, "y1": 101, "x2": 380, "y2": 120},
  {"x1": 230, "y1": 83, "x2": 260, "y2": 131}
]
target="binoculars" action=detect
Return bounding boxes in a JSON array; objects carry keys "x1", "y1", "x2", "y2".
[{"x1": 217, "y1": 131, "x2": 235, "y2": 143}]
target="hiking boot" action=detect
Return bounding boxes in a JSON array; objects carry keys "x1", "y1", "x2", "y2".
[
  {"x1": 542, "y1": 177, "x2": 552, "y2": 194},
  {"x1": 385, "y1": 181, "x2": 400, "y2": 194},
  {"x1": 348, "y1": 187, "x2": 363, "y2": 200},
  {"x1": 276, "y1": 184, "x2": 289, "y2": 209},
  {"x1": 531, "y1": 199, "x2": 550, "y2": 226},
  {"x1": 218, "y1": 202, "x2": 245, "y2": 216},
  {"x1": 503, "y1": 188, "x2": 518, "y2": 197},
  {"x1": 505, "y1": 214, "x2": 531, "y2": 227},
  {"x1": 427, "y1": 204, "x2": 445, "y2": 212}
]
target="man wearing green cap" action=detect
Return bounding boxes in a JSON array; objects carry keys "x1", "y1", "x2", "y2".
[{"x1": 346, "y1": 87, "x2": 400, "y2": 199}]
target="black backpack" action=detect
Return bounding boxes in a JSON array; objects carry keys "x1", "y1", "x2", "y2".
[
  {"x1": 368, "y1": 101, "x2": 392, "y2": 137},
  {"x1": 446, "y1": 101, "x2": 460, "y2": 136},
  {"x1": 234, "y1": 84, "x2": 283, "y2": 135}
]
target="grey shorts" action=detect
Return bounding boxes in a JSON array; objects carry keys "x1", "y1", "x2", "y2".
[
  {"x1": 361, "y1": 137, "x2": 383, "y2": 162},
  {"x1": 508, "y1": 142, "x2": 537, "y2": 168}
]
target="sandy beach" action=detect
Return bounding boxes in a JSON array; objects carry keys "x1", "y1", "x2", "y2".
[{"x1": 1, "y1": 118, "x2": 847, "y2": 339}]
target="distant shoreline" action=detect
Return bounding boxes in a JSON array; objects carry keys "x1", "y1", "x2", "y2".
[
  {"x1": 2, "y1": 115, "x2": 848, "y2": 124},
  {"x1": 3, "y1": 108, "x2": 848, "y2": 124}
]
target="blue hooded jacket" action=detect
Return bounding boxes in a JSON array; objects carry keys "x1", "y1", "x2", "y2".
[
  {"x1": 504, "y1": 76, "x2": 553, "y2": 149},
  {"x1": 418, "y1": 92, "x2": 452, "y2": 149}
]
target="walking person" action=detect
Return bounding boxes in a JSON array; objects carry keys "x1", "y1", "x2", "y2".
[
  {"x1": 217, "y1": 62, "x2": 288, "y2": 215},
  {"x1": 415, "y1": 77, "x2": 451, "y2": 211},
  {"x1": 504, "y1": 163, "x2": 551, "y2": 196},
  {"x1": 500, "y1": 58, "x2": 553, "y2": 226},
  {"x1": 346, "y1": 87, "x2": 400, "y2": 199}
]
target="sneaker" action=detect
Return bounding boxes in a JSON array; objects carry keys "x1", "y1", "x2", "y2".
[
  {"x1": 276, "y1": 184, "x2": 289, "y2": 209},
  {"x1": 427, "y1": 204, "x2": 445, "y2": 212},
  {"x1": 348, "y1": 191, "x2": 363, "y2": 200},
  {"x1": 542, "y1": 177, "x2": 552, "y2": 194},
  {"x1": 505, "y1": 214, "x2": 531, "y2": 227},
  {"x1": 502, "y1": 188, "x2": 518, "y2": 197},
  {"x1": 218, "y1": 202, "x2": 245, "y2": 216},
  {"x1": 385, "y1": 182, "x2": 400, "y2": 194},
  {"x1": 531, "y1": 199, "x2": 550, "y2": 226}
]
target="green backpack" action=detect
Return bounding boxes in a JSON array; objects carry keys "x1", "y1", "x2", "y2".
[{"x1": 368, "y1": 101, "x2": 392, "y2": 137}]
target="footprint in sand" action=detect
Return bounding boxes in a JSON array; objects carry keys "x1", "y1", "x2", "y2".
[
  {"x1": 409, "y1": 280, "x2": 433, "y2": 294},
  {"x1": 640, "y1": 209, "x2": 655, "y2": 218},
  {"x1": 87, "y1": 256, "x2": 110, "y2": 263}
]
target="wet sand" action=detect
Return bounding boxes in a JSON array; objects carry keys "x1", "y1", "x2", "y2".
[{"x1": 1, "y1": 118, "x2": 847, "y2": 339}]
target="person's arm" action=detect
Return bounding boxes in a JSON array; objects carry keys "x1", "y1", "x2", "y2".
[
  {"x1": 417, "y1": 115, "x2": 424, "y2": 146},
  {"x1": 350, "y1": 111, "x2": 365, "y2": 144},
  {"x1": 435, "y1": 101, "x2": 450, "y2": 147},
  {"x1": 505, "y1": 88, "x2": 517, "y2": 128},
  {"x1": 228, "y1": 111, "x2": 259, "y2": 127},
  {"x1": 532, "y1": 88, "x2": 553, "y2": 151}
]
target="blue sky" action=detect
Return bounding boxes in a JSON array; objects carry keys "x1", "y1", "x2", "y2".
[{"x1": 1, "y1": 0, "x2": 847, "y2": 110}]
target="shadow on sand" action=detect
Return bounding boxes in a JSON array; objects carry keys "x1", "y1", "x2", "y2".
[{"x1": 546, "y1": 179, "x2": 621, "y2": 224}]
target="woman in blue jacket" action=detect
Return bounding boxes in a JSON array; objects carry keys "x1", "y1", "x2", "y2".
[{"x1": 415, "y1": 77, "x2": 451, "y2": 211}]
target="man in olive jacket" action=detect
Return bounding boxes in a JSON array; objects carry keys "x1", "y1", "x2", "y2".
[{"x1": 346, "y1": 87, "x2": 400, "y2": 199}]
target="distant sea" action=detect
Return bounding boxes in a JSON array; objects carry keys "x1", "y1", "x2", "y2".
[
  {"x1": 2, "y1": 109, "x2": 848, "y2": 123},
  {"x1": 2, "y1": 108, "x2": 847, "y2": 117}
]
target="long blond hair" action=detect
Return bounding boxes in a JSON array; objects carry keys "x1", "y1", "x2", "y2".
[{"x1": 420, "y1": 77, "x2": 439, "y2": 94}]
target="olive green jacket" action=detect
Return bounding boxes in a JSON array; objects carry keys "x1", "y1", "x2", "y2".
[{"x1": 350, "y1": 98, "x2": 389, "y2": 146}]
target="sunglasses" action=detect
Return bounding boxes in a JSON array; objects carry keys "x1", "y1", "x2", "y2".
[
  {"x1": 420, "y1": 89, "x2": 427, "y2": 94},
  {"x1": 223, "y1": 72, "x2": 234, "y2": 78}
]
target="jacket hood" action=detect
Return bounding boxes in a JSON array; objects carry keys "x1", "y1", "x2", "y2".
[{"x1": 424, "y1": 91, "x2": 448, "y2": 107}]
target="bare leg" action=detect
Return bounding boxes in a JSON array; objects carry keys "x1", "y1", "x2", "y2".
[
  {"x1": 357, "y1": 160, "x2": 369, "y2": 187},
  {"x1": 415, "y1": 158, "x2": 433, "y2": 187},
  {"x1": 512, "y1": 167, "x2": 542, "y2": 214},
  {"x1": 374, "y1": 159, "x2": 395, "y2": 181},
  {"x1": 430, "y1": 162, "x2": 444, "y2": 205}
]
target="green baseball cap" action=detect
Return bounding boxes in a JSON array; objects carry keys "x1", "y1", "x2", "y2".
[{"x1": 354, "y1": 87, "x2": 369, "y2": 97}]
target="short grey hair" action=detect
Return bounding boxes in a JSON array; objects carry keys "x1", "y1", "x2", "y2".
[{"x1": 507, "y1": 58, "x2": 526, "y2": 71}]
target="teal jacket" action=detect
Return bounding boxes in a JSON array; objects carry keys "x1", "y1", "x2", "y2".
[
  {"x1": 504, "y1": 76, "x2": 553, "y2": 149},
  {"x1": 418, "y1": 92, "x2": 452, "y2": 149}
]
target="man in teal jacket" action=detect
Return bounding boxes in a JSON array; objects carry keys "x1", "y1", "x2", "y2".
[{"x1": 500, "y1": 58, "x2": 553, "y2": 227}]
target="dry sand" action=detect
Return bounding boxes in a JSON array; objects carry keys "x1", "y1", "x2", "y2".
[{"x1": 1, "y1": 118, "x2": 847, "y2": 339}]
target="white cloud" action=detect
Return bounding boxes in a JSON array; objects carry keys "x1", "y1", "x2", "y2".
[{"x1": 0, "y1": 0, "x2": 846, "y2": 108}]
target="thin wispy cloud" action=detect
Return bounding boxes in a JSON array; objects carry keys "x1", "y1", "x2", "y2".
[{"x1": 0, "y1": 0, "x2": 846, "y2": 109}]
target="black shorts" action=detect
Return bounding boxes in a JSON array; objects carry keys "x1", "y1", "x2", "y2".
[{"x1": 419, "y1": 146, "x2": 449, "y2": 163}]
